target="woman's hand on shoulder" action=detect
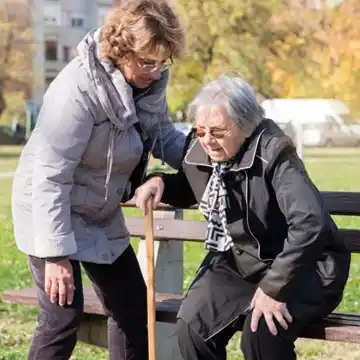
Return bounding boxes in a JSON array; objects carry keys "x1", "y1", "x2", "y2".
[
  {"x1": 135, "y1": 176, "x2": 165, "y2": 214},
  {"x1": 250, "y1": 287, "x2": 293, "y2": 336}
]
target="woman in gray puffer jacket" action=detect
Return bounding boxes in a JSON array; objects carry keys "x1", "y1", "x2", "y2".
[{"x1": 11, "y1": 1, "x2": 186, "y2": 359}]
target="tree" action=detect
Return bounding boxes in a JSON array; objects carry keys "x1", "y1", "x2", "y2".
[
  {"x1": 167, "y1": 0, "x2": 360, "y2": 118},
  {"x1": 0, "y1": 0, "x2": 32, "y2": 119},
  {"x1": 268, "y1": 0, "x2": 360, "y2": 116},
  {"x1": 168, "y1": 0, "x2": 276, "y2": 113},
  {"x1": 167, "y1": 0, "x2": 317, "y2": 115},
  {"x1": 315, "y1": 0, "x2": 360, "y2": 115}
]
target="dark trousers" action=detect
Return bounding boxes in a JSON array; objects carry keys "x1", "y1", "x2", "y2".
[
  {"x1": 28, "y1": 245, "x2": 148, "y2": 360},
  {"x1": 177, "y1": 312, "x2": 307, "y2": 360}
]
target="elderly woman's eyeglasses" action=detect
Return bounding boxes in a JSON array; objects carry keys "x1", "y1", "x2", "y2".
[
  {"x1": 136, "y1": 57, "x2": 173, "y2": 73},
  {"x1": 193, "y1": 124, "x2": 236, "y2": 139}
]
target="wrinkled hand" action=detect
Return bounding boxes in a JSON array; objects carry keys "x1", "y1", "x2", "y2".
[
  {"x1": 250, "y1": 287, "x2": 292, "y2": 336},
  {"x1": 45, "y1": 258, "x2": 75, "y2": 306},
  {"x1": 135, "y1": 176, "x2": 164, "y2": 214}
]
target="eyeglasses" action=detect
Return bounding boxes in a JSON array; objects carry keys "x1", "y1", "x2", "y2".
[
  {"x1": 136, "y1": 57, "x2": 173, "y2": 73},
  {"x1": 193, "y1": 123, "x2": 236, "y2": 139}
]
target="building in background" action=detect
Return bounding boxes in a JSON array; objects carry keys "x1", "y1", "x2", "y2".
[{"x1": 30, "y1": 0, "x2": 113, "y2": 104}]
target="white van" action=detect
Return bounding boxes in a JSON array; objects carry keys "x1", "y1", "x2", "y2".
[{"x1": 260, "y1": 99, "x2": 359, "y2": 147}]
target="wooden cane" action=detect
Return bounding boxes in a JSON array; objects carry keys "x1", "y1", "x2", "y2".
[{"x1": 145, "y1": 197, "x2": 156, "y2": 360}]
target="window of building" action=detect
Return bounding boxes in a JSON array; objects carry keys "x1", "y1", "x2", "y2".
[
  {"x1": 46, "y1": 77, "x2": 56, "y2": 87},
  {"x1": 63, "y1": 46, "x2": 70, "y2": 62},
  {"x1": 45, "y1": 40, "x2": 58, "y2": 61},
  {"x1": 71, "y1": 17, "x2": 85, "y2": 28},
  {"x1": 44, "y1": 15, "x2": 58, "y2": 25},
  {"x1": 44, "y1": 2, "x2": 61, "y2": 25}
]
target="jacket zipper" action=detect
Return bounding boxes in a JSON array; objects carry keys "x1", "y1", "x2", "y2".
[{"x1": 244, "y1": 171, "x2": 273, "y2": 262}]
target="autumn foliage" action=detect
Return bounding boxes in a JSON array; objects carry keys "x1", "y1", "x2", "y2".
[
  {"x1": 0, "y1": 0, "x2": 359, "y2": 119},
  {"x1": 168, "y1": 0, "x2": 360, "y2": 117}
]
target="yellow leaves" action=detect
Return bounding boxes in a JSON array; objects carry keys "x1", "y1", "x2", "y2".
[
  {"x1": 3, "y1": 91, "x2": 26, "y2": 115},
  {"x1": 229, "y1": 11, "x2": 245, "y2": 25},
  {"x1": 272, "y1": 69, "x2": 286, "y2": 84},
  {"x1": 283, "y1": 77, "x2": 298, "y2": 98},
  {"x1": 274, "y1": 47, "x2": 288, "y2": 61},
  {"x1": 266, "y1": 60, "x2": 276, "y2": 71},
  {"x1": 321, "y1": 58, "x2": 332, "y2": 76},
  {"x1": 266, "y1": 1, "x2": 360, "y2": 113},
  {"x1": 282, "y1": 43, "x2": 291, "y2": 53},
  {"x1": 330, "y1": 58, "x2": 356, "y2": 86},
  {"x1": 171, "y1": 0, "x2": 360, "y2": 115},
  {"x1": 295, "y1": 37, "x2": 306, "y2": 46},
  {"x1": 349, "y1": 40, "x2": 360, "y2": 53}
]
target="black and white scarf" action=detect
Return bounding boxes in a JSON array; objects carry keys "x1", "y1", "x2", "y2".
[{"x1": 199, "y1": 161, "x2": 234, "y2": 252}]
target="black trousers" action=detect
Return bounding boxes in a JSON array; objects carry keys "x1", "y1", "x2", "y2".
[
  {"x1": 28, "y1": 245, "x2": 148, "y2": 360},
  {"x1": 176, "y1": 312, "x2": 307, "y2": 360}
]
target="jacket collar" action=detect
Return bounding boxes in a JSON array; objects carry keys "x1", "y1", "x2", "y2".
[
  {"x1": 184, "y1": 123, "x2": 266, "y2": 172},
  {"x1": 77, "y1": 29, "x2": 169, "y2": 134}
]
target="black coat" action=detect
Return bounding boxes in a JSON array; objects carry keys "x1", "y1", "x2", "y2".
[{"x1": 152, "y1": 119, "x2": 350, "y2": 340}]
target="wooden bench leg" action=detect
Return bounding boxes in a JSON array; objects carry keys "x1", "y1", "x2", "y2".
[
  {"x1": 77, "y1": 315, "x2": 108, "y2": 347},
  {"x1": 137, "y1": 209, "x2": 184, "y2": 360}
]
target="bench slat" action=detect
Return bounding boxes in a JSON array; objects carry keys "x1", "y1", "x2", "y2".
[
  {"x1": 3, "y1": 288, "x2": 360, "y2": 343},
  {"x1": 302, "y1": 325, "x2": 360, "y2": 343},
  {"x1": 123, "y1": 191, "x2": 360, "y2": 216},
  {"x1": 125, "y1": 218, "x2": 360, "y2": 252},
  {"x1": 341, "y1": 230, "x2": 360, "y2": 252},
  {"x1": 1, "y1": 288, "x2": 182, "y2": 323},
  {"x1": 321, "y1": 191, "x2": 360, "y2": 216}
]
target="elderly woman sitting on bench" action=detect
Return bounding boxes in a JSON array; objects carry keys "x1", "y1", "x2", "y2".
[{"x1": 135, "y1": 75, "x2": 350, "y2": 360}]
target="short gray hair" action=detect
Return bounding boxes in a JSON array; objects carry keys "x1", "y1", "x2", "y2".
[{"x1": 186, "y1": 75, "x2": 264, "y2": 136}]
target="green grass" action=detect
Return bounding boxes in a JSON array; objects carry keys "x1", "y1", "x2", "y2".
[
  {"x1": 0, "y1": 146, "x2": 22, "y2": 173},
  {"x1": 1, "y1": 145, "x2": 360, "y2": 359}
]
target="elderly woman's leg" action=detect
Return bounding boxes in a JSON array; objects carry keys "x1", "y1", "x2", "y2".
[
  {"x1": 82, "y1": 245, "x2": 148, "y2": 360},
  {"x1": 177, "y1": 318, "x2": 238, "y2": 360},
  {"x1": 27, "y1": 256, "x2": 84, "y2": 360},
  {"x1": 240, "y1": 310, "x2": 305, "y2": 360}
]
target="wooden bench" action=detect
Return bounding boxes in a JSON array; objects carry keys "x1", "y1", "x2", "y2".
[{"x1": 3, "y1": 190, "x2": 360, "y2": 359}]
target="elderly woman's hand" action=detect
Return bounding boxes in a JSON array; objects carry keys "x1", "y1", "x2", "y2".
[
  {"x1": 135, "y1": 176, "x2": 165, "y2": 214},
  {"x1": 250, "y1": 287, "x2": 293, "y2": 336}
]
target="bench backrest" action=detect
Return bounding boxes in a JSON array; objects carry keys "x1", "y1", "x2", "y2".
[{"x1": 123, "y1": 191, "x2": 360, "y2": 252}]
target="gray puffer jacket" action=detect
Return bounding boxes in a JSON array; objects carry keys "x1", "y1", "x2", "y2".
[{"x1": 11, "y1": 29, "x2": 185, "y2": 263}]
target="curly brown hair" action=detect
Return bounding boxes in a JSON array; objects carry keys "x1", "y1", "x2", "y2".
[{"x1": 100, "y1": 0, "x2": 185, "y2": 65}]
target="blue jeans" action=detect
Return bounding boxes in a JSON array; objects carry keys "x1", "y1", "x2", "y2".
[{"x1": 28, "y1": 245, "x2": 148, "y2": 360}]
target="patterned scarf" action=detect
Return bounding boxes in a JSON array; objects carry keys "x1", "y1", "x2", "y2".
[{"x1": 199, "y1": 161, "x2": 235, "y2": 252}]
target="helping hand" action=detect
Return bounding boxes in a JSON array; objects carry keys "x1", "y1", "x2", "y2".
[{"x1": 135, "y1": 176, "x2": 165, "y2": 214}]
